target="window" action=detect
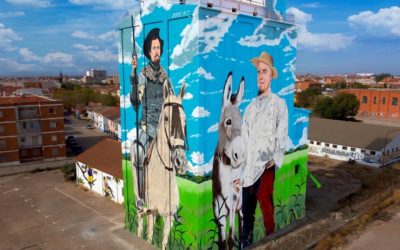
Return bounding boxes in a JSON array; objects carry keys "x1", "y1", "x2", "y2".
[
  {"x1": 342, "y1": 146, "x2": 348, "y2": 150},
  {"x1": 316, "y1": 142, "x2": 321, "y2": 146},
  {"x1": 50, "y1": 122, "x2": 57, "y2": 129},
  {"x1": 309, "y1": 140, "x2": 314, "y2": 145},
  {"x1": 373, "y1": 96, "x2": 377, "y2": 104},
  {"x1": 49, "y1": 108, "x2": 55, "y2": 115},
  {"x1": 0, "y1": 140, "x2": 6, "y2": 148},
  {"x1": 351, "y1": 148, "x2": 356, "y2": 152},
  {"x1": 20, "y1": 137, "x2": 26, "y2": 143},
  {"x1": 0, "y1": 126, "x2": 4, "y2": 133},
  {"x1": 29, "y1": 121, "x2": 34, "y2": 129},
  {"x1": 333, "y1": 145, "x2": 338, "y2": 149},
  {"x1": 361, "y1": 149, "x2": 366, "y2": 153},
  {"x1": 325, "y1": 143, "x2": 330, "y2": 147},
  {"x1": 382, "y1": 97, "x2": 386, "y2": 105},
  {"x1": 51, "y1": 135, "x2": 57, "y2": 142},
  {"x1": 0, "y1": 155, "x2": 7, "y2": 162},
  {"x1": 362, "y1": 96, "x2": 368, "y2": 104},
  {"x1": 392, "y1": 97, "x2": 398, "y2": 106},
  {"x1": 22, "y1": 122, "x2": 27, "y2": 130},
  {"x1": 107, "y1": 176, "x2": 112, "y2": 180},
  {"x1": 371, "y1": 151, "x2": 376, "y2": 155},
  {"x1": 51, "y1": 148, "x2": 59, "y2": 155},
  {"x1": 0, "y1": 111, "x2": 3, "y2": 118},
  {"x1": 93, "y1": 170, "x2": 98, "y2": 175}
]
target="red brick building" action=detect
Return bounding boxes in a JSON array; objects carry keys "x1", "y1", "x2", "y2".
[
  {"x1": 341, "y1": 89, "x2": 400, "y2": 119},
  {"x1": 0, "y1": 95, "x2": 66, "y2": 166}
]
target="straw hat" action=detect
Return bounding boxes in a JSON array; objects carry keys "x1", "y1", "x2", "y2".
[{"x1": 251, "y1": 52, "x2": 278, "y2": 79}]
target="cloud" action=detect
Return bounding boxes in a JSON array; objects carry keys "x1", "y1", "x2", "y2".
[
  {"x1": 98, "y1": 30, "x2": 118, "y2": 41},
  {"x1": 81, "y1": 49, "x2": 117, "y2": 62},
  {"x1": 72, "y1": 31, "x2": 96, "y2": 39},
  {"x1": 0, "y1": 58, "x2": 38, "y2": 72},
  {"x1": 19, "y1": 48, "x2": 41, "y2": 61},
  {"x1": 294, "y1": 116, "x2": 309, "y2": 125},
  {"x1": 197, "y1": 67, "x2": 215, "y2": 80},
  {"x1": 277, "y1": 83, "x2": 294, "y2": 96},
  {"x1": 190, "y1": 151, "x2": 204, "y2": 165},
  {"x1": 207, "y1": 123, "x2": 219, "y2": 133},
  {"x1": 19, "y1": 48, "x2": 74, "y2": 66},
  {"x1": 287, "y1": 7, "x2": 354, "y2": 51},
  {"x1": 68, "y1": 0, "x2": 134, "y2": 10},
  {"x1": 5, "y1": 0, "x2": 51, "y2": 8},
  {"x1": 192, "y1": 107, "x2": 210, "y2": 118},
  {"x1": 183, "y1": 92, "x2": 193, "y2": 100},
  {"x1": 0, "y1": 11, "x2": 25, "y2": 18},
  {"x1": 348, "y1": 6, "x2": 400, "y2": 37},
  {"x1": 0, "y1": 23, "x2": 22, "y2": 51},
  {"x1": 73, "y1": 43, "x2": 98, "y2": 50},
  {"x1": 120, "y1": 94, "x2": 131, "y2": 109}
]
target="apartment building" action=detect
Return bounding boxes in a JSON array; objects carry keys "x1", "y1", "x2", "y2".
[
  {"x1": 341, "y1": 89, "x2": 400, "y2": 119},
  {"x1": 0, "y1": 95, "x2": 66, "y2": 166}
]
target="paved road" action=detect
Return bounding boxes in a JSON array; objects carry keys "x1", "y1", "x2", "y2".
[
  {"x1": 343, "y1": 203, "x2": 400, "y2": 250},
  {"x1": 64, "y1": 115, "x2": 112, "y2": 155},
  {"x1": 0, "y1": 170, "x2": 155, "y2": 250}
]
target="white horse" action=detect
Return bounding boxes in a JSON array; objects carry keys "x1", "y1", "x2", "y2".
[
  {"x1": 212, "y1": 72, "x2": 245, "y2": 249},
  {"x1": 131, "y1": 81, "x2": 188, "y2": 250}
]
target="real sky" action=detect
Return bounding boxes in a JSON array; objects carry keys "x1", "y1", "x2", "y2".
[{"x1": 0, "y1": 0, "x2": 399, "y2": 76}]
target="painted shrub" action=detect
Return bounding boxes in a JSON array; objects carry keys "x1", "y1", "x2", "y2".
[{"x1": 118, "y1": 1, "x2": 310, "y2": 249}]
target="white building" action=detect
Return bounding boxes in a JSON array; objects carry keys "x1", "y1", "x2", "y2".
[
  {"x1": 75, "y1": 138, "x2": 124, "y2": 204},
  {"x1": 308, "y1": 118, "x2": 400, "y2": 167}
]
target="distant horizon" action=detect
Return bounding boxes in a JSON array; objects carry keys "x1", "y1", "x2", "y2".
[{"x1": 0, "y1": 0, "x2": 399, "y2": 76}]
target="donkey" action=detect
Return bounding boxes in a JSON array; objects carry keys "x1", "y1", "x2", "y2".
[
  {"x1": 212, "y1": 72, "x2": 245, "y2": 250},
  {"x1": 130, "y1": 81, "x2": 188, "y2": 250}
]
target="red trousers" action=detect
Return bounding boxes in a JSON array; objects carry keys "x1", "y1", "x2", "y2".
[{"x1": 242, "y1": 166, "x2": 275, "y2": 247}]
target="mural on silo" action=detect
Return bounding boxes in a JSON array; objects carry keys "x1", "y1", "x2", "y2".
[{"x1": 119, "y1": 1, "x2": 310, "y2": 249}]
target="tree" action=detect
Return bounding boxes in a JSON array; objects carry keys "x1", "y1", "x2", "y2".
[
  {"x1": 314, "y1": 93, "x2": 360, "y2": 120},
  {"x1": 295, "y1": 86, "x2": 322, "y2": 108},
  {"x1": 350, "y1": 82, "x2": 368, "y2": 89},
  {"x1": 374, "y1": 73, "x2": 392, "y2": 82}
]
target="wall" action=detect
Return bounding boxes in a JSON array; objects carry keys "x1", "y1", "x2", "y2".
[
  {"x1": 76, "y1": 161, "x2": 124, "y2": 204},
  {"x1": 119, "y1": 1, "x2": 308, "y2": 249}
]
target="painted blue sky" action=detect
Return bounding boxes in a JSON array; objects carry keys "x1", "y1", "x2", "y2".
[{"x1": 0, "y1": 0, "x2": 399, "y2": 76}]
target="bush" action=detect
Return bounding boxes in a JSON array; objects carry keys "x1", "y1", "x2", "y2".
[{"x1": 61, "y1": 163, "x2": 76, "y2": 181}]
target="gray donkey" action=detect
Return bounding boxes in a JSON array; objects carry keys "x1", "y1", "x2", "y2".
[{"x1": 212, "y1": 72, "x2": 245, "y2": 250}]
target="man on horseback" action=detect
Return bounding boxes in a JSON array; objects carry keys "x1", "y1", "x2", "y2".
[{"x1": 130, "y1": 28, "x2": 173, "y2": 210}]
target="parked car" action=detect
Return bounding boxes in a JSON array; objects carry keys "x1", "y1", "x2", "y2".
[
  {"x1": 72, "y1": 145, "x2": 83, "y2": 154},
  {"x1": 86, "y1": 124, "x2": 94, "y2": 129}
]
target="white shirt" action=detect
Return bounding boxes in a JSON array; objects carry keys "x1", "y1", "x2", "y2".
[{"x1": 242, "y1": 91, "x2": 288, "y2": 187}]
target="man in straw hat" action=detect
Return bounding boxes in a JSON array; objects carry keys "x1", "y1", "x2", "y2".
[{"x1": 241, "y1": 52, "x2": 288, "y2": 246}]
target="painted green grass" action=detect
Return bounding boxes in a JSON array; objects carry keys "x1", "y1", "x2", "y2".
[{"x1": 122, "y1": 149, "x2": 309, "y2": 249}]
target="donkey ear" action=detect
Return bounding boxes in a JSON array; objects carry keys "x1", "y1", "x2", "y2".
[
  {"x1": 163, "y1": 79, "x2": 174, "y2": 99},
  {"x1": 223, "y1": 72, "x2": 233, "y2": 107},
  {"x1": 178, "y1": 82, "x2": 186, "y2": 100},
  {"x1": 233, "y1": 77, "x2": 245, "y2": 107}
]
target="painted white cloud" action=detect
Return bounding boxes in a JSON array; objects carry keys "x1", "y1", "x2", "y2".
[
  {"x1": 183, "y1": 92, "x2": 193, "y2": 100},
  {"x1": 190, "y1": 134, "x2": 201, "y2": 139},
  {"x1": 207, "y1": 123, "x2": 219, "y2": 133},
  {"x1": 283, "y1": 57, "x2": 296, "y2": 81},
  {"x1": 141, "y1": 0, "x2": 172, "y2": 17},
  {"x1": 287, "y1": 7, "x2": 354, "y2": 51},
  {"x1": 197, "y1": 67, "x2": 215, "y2": 80},
  {"x1": 190, "y1": 151, "x2": 204, "y2": 165},
  {"x1": 187, "y1": 157, "x2": 214, "y2": 176},
  {"x1": 348, "y1": 6, "x2": 400, "y2": 37},
  {"x1": 238, "y1": 19, "x2": 297, "y2": 48},
  {"x1": 0, "y1": 11, "x2": 25, "y2": 18},
  {"x1": 294, "y1": 116, "x2": 309, "y2": 125},
  {"x1": 121, "y1": 128, "x2": 137, "y2": 154},
  {"x1": 6, "y1": 0, "x2": 51, "y2": 8},
  {"x1": 120, "y1": 94, "x2": 131, "y2": 109},
  {"x1": 192, "y1": 107, "x2": 210, "y2": 118},
  {"x1": 277, "y1": 83, "x2": 294, "y2": 96},
  {"x1": 299, "y1": 127, "x2": 308, "y2": 146},
  {"x1": 0, "y1": 23, "x2": 22, "y2": 51}
]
